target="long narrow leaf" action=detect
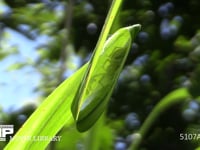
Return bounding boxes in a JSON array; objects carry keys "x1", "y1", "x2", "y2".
[
  {"x1": 4, "y1": 64, "x2": 87, "y2": 150},
  {"x1": 72, "y1": 25, "x2": 141, "y2": 132}
]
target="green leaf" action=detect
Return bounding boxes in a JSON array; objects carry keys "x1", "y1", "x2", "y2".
[
  {"x1": 7, "y1": 63, "x2": 26, "y2": 71},
  {"x1": 4, "y1": 64, "x2": 88, "y2": 150},
  {"x1": 71, "y1": 24, "x2": 141, "y2": 132},
  {"x1": 5, "y1": 0, "x2": 140, "y2": 149},
  {"x1": 5, "y1": 25, "x2": 140, "y2": 150}
]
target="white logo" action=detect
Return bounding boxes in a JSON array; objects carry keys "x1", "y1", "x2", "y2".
[{"x1": 0, "y1": 125, "x2": 14, "y2": 141}]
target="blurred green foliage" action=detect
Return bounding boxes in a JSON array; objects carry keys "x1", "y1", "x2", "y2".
[{"x1": 1, "y1": 0, "x2": 200, "y2": 149}]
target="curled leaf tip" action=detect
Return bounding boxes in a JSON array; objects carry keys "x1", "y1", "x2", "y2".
[{"x1": 126, "y1": 24, "x2": 141, "y2": 38}]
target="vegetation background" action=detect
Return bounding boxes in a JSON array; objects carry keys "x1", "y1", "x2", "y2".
[{"x1": 0, "y1": 0, "x2": 200, "y2": 149}]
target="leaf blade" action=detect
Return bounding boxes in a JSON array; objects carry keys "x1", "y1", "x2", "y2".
[
  {"x1": 72, "y1": 24, "x2": 141, "y2": 132},
  {"x1": 5, "y1": 64, "x2": 88, "y2": 150}
]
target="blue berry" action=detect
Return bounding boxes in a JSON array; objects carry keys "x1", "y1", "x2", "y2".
[
  {"x1": 165, "y1": 2, "x2": 174, "y2": 12},
  {"x1": 158, "y1": 5, "x2": 169, "y2": 17},
  {"x1": 133, "y1": 54, "x2": 149, "y2": 66},
  {"x1": 160, "y1": 19, "x2": 178, "y2": 38},
  {"x1": 188, "y1": 101, "x2": 199, "y2": 112},
  {"x1": 160, "y1": 26, "x2": 171, "y2": 40},
  {"x1": 182, "y1": 109, "x2": 197, "y2": 121},
  {"x1": 145, "y1": 10, "x2": 155, "y2": 21},
  {"x1": 158, "y1": 2, "x2": 174, "y2": 18},
  {"x1": 125, "y1": 113, "x2": 140, "y2": 130},
  {"x1": 115, "y1": 141, "x2": 127, "y2": 150},
  {"x1": 160, "y1": 19, "x2": 169, "y2": 29},
  {"x1": 173, "y1": 16, "x2": 183, "y2": 23},
  {"x1": 131, "y1": 43, "x2": 139, "y2": 53},
  {"x1": 86, "y1": 23, "x2": 97, "y2": 35},
  {"x1": 140, "y1": 74, "x2": 151, "y2": 84},
  {"x1": 138, "y1": 32, "x2": 149, "y2": 43},
  {"x1": 84, "y1": 3, "x2": 94, "y2": 13}
]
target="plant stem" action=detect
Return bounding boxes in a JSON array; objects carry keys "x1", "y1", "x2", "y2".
[
  {"x1": 128, "y1": 88, "x2": 191, "y2": 150},
  {"x1": 84, "y1": 0, "x2": 123, "y2": 148},
  {"x1": 85, "y1": 114, "x2": 105, "y2": 150},
  {"x1": 71, "y1": 0, "x2": 123, "y2": 121},
  {"x1": 93, "y1": 0, "x2": 123, "y2": 57}
]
